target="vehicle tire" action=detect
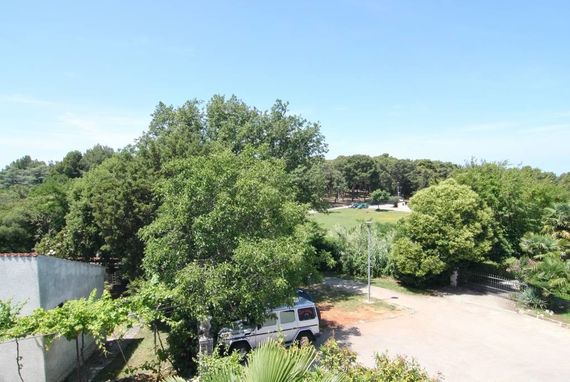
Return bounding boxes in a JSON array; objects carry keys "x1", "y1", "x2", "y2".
[
  {"x1": 229, "y1": 342, "x2": 251, "y2": 359},
  {"x1": 296, "y1": 331, "x2": 315, "y2": 346}
]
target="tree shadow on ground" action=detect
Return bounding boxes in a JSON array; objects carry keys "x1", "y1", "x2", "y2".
[
  {"x1": 305, "y1": 283, "x2": 367, "y2": 348},
  {"x1": 435, "y1": 284, "x2": 516, "y2": 299},
  {"x1": 78, "y1": 337, "x2": 144, "y2": 382},
  {"x1": 316, "y1": 324, "x2": 361, "y2": 348},
  {"x1": 306, "y1": 283, "x2": 364, "y2": 304}
]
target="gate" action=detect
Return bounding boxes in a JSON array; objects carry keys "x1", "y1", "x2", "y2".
[{"x1": 460, "y1": 270, "x2": 522, "y2": 294}]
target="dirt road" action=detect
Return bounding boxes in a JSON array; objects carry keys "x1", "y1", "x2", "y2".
[{"x1": 322, "y1": 278, "x2": 570, "y2": 382}]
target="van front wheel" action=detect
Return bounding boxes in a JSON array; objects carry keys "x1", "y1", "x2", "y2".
[{"x1": 229, "y1": 342, "x2": 251, "y2": 359}]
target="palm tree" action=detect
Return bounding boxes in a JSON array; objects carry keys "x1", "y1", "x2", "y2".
[
  {"x1": 542, "y1": 203, "x2": 570, "y2": 257},
  {"x1": 525, "y1": 253, "x2": 570, "y2": 299},
  {"x1": 520, "y1": 233, "x2": 560, "y2": 259},
  {"x1": 199, "y1": 340, "x2": 345, "y2": 382}
]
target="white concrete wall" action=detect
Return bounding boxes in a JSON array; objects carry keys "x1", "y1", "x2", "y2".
[
  {"x1": 0, "y1": 256, "x2": 106, "y2": 382},
  {"x1": 0, "y1": 337, "x2": 45, "y2": 382},
  {"x1": 37, "y1": 256, "x2": 105, "y2": 310},
  {"x1": 0, "y1": 256, "x2": 40, "y2": 315}
]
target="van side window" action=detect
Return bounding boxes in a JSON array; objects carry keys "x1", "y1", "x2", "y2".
[
  {"x1": 262, "y1": 315, "x2": 277, "y2": 327},
  {"x1": 280, "y1": 310, "x2": 296, "y2": 324},
  {"x1": 297, "y1": 307, "x2": 316, "y2": 321}
]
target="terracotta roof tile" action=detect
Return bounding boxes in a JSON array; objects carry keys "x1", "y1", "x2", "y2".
[{"x1": 0, "y1": 252, "x2": 38, "y2": 257}]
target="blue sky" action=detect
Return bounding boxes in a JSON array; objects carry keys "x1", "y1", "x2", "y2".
[{"x1": 1, "y1": 1, "x2": 569, "y2": 173}]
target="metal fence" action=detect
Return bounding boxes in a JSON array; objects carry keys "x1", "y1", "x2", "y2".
[{"x1": 460, "y1": 270, "x2": 522, "y2": 294}]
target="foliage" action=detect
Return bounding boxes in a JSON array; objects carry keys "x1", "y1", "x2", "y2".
[
  {"x1": 51, "y1": 145, "x2": 114, "y2": 178},
  {"x1": 38, "y1": 153, "x2": 157, "y2": 280},
  {"x1": 391, "y1": 179, "x2": 493, "y2": 285},
  {"x1": 199, "y1": 340, "x2": 343, "y2": 382},
  {"x1": 333, "y1": 223, "x2": 396, "y2": 277},
  {"x1": 136, "y1": 96, "x2": 327, "y2": 208},
  {"x1": 0, "y1": 300, "x2": 23, "y2": 340},
  {"x1": 198, "y1": 338, "x2": 436, "y2": 381},
  {"x1": 522, "y1": 254, "x2": 570, "y2": 300},
  {"x1": 453, "y1": 162, "x2": 568, "y2": 261},
  {"x1": 519, "y1": 233, "x2": 559, "y2": 259},
  {"x1": 141, "y1": 150, "x2": 307, "y2": 283},
  {"x1": 0, "y1": 155, "x2": 49, "y2": 189},
  {"x1": 330, "y1": 154, "x2": 457, "y2": 199},
  {"x1": 542, "y1": 203, "x2": 570, "y2": 257},
  {"x1": 322, "y1": 161, "x2": 347, "y2": 202},
  {"x1": 370, "y1": 189, "x2": 391, "y2": 209},
  {"x1": 559, "y1": 172, "x2": 570, "y2": 194},
  {"x1": 298, "y1": 220, "x2": 339, "y2": 271},
  {"x1": 141, "y1": 150, "x2": 322, "y2": 373},
  {"x1": 290, "y1": 161, "x2": 329, "y2": 210},
  {"x1": 515, "y1": 286, "x2": 547, "y2": 309},
  {"x1": 174, "y1": 233, "x2": 320, "y2": 327},
  {"x1": 0, "y1": 290, "x2": 131, "y2": 382},
  {"x1": 335, "y1": 155, "x2": 377, "y2": 198},
  {"x1": 315, "y1": 338, "x2": 437, "y2": 382},
  {"x1": 51, "y1": 150, "x2": 84, "y2": 178}
]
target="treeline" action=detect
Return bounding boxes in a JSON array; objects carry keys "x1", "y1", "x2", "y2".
[
  {"x1": 327, "y1": 162, "x2": 570, "y2": 306},
  {"x1": 1, "y1": 95, "x2": 331, "y2": 373},
  {"x1": 323, "y1": 154, "x2": 459, "y2": 200}
]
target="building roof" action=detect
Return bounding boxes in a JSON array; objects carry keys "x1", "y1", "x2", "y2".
[{"x1": 0, "y1": 252, "x2": 38, "y2": 257}]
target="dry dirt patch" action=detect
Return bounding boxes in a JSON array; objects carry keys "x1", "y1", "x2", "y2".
[{"x1": 306, "y1": 283, "x2": 399, "y2": 328}]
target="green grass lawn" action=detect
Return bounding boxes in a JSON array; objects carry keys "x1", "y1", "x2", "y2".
[{"x1": 309, "y1": 208, "x2": 408, "y2": 233}]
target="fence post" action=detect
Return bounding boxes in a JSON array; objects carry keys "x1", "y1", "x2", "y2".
[{"x1": 450, "y1": 269, "x2": 459, "y2": 287}]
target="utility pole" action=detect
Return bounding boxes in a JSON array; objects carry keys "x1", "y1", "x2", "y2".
[{"x1": 367, "y1": 220, "x2": 372, "y2": 302}]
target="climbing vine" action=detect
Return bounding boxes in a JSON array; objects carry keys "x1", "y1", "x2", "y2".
[{"x1": 0, "y1": 291, "x2": 131, "y2": 382}]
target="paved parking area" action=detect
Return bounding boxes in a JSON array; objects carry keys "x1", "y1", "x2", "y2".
[{"x1": 323, "y1": 278, "x2": 570, "y2": 382}]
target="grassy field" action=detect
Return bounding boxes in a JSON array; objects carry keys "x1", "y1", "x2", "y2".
[{"x1": 309, "y1": 208, "x2": 408, "y2": 232}]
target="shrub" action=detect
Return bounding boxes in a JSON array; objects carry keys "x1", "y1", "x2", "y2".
[
  {"x1": 391, "y1": 179, "x2": 493, "y2": 286},
  {"x1": 197, "y1": 338, "x2": 438, "y2": 381},
  {"x1": 333, "y1": 223, "x2": 395, "y2": 277},
  {"x1": 516, "y1": 286, "x2": 547, "y2": 309},
  {"x1": 316, "y1": 338, "x2": 438, "y2": 382}
]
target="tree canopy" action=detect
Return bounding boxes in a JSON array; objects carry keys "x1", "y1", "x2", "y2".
[
  {"x1": 391, "y1": 179, "x2": 493, "y2": 285},
  {"x1": 452, "y1": 162, "x2": 568, "y2": 261}
]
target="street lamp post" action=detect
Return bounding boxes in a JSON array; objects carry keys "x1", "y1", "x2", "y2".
[{"x1": 367, "y1": 220, "x2": 372, "y2": 302}]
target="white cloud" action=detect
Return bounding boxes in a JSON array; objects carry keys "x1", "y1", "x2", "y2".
[{"x1": 0, "y1": 94, "x2": 61, "y2": 107}]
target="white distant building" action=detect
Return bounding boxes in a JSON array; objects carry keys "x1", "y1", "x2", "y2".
[{"x1": 0, "y1": 253, "x2": 105, "y2": 382}]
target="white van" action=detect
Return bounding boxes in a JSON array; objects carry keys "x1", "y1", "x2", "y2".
[{"x1": 218, "y1": 293, "x2": 320, "y2": 355}]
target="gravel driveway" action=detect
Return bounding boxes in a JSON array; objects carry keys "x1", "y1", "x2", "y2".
[{"x1": 322, "y1": 278, "x2": 570, "y2": 382}]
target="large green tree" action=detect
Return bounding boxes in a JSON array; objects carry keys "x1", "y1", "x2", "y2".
[
  {"x1": 453, "y1": 162, "x2": 568, "y2": 261},
  {"x1": 37, "y1": 153, "x2": 157, "y2": 279},
  {"x1": 141, "y1": 150, "x2": 321, "y2": 373},
  {"x1": 141, "y1": 150, "x2": 308, "y2": 283},
  {"x1": 391, "y1": 179, "x2": 493, "y2": 285},
  {"x1": 0, "y1": 155, "x2": 49, "y2": 189}
]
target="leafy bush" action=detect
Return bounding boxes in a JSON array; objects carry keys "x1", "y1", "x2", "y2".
[
  {"x1": 197, "y1": 338, "x2": 438, "y2": 382},
  {"x1": 391, "y1": 179, "x2": 493, "y2": 286},
  {"x1": 333, "y1": 223, "x2": 395, "y2": 277},
  {"x1": 515, "y1": 286, "x2": 547, "y2": 309},
  {"x1": 316, "y1": 338, "x2": 438, "y2": 381},
  {"x1": 519, "y1": 233, "x2": 559, "y2": 259}
]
